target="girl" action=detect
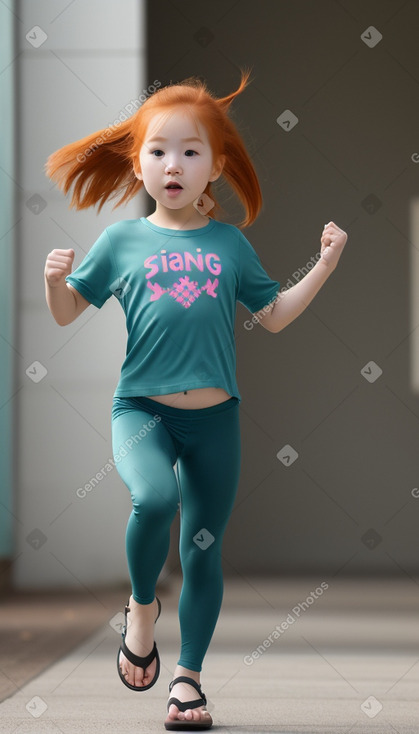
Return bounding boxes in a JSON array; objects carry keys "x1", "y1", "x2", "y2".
[{"x1": 44, "y1": 69, "x2": 347, "y2": 730}]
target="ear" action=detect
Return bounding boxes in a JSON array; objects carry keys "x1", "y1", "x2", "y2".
[
  {"x1": 133, "y1": 165, "x2": 142, "y2": 181},
  {"x1": 209, "y1": 154, "x2": 225, "y2": 183}
]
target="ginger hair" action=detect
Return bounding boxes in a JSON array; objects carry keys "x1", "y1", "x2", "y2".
[{"x1": 45, "y1": 68, "x2": 262, "y2": 228}]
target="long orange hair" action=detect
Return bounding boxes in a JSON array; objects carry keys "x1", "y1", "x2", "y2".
[{"x1": 45, "y1": 68, "x2": 262, "y2": 228}]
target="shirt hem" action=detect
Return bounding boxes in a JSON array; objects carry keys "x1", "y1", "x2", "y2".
[
  {"x1": 113, "y1": 381, "x2": 239, "y2": 399},
  {"x1": 247, "y1": 285, "x2": 281, "y2": 314},
  {"x1": 65, "y1": 277, "x2": 104, "y2": 309}
]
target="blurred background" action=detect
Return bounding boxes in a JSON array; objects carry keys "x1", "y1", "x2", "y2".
[{"x1": 1, "y1": 0, "x2": 419, "y2": 727}]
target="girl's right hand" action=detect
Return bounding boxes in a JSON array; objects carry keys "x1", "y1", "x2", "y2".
[{"x1": 44, "y1": 248, "x2": 75, "y2": 287}]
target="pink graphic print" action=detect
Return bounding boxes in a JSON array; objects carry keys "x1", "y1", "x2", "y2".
[
  {"x1": 144, "y1": 249, "x2": 221, "y2": 308},
  {"x1": 147, "y1": 276, "x2": 219, "y2": 308},
  {"x1": 169, "y1": 275, "x2": 201, "y2": 308}
]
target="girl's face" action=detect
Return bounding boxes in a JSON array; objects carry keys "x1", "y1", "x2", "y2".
[{"x1": 136, "y1": 108, "x2": 224, "y2": 219}]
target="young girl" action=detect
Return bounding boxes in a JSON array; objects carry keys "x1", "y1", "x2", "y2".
[{"x1": 44, "y1": 69, "x2": 347, "y2": 730}]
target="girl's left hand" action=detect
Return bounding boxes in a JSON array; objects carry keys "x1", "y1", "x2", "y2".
[{"x1": 320, "y1": 221, "x2": 348, "y2": 270}]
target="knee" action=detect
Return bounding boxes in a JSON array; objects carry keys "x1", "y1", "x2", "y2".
[
  {"x1": 181, "y1": 538, "x2": 222, "y2": 576},
  {"x1": 130, "y1": 490, "x2": 178, "y2": 525}
]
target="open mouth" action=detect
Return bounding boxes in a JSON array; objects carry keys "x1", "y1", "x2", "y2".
[{"x1": 165, "y1": 183, "x2": 183, "y2": 189}]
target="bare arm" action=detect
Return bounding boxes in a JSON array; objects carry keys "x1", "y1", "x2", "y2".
[
  {"x1": 44, "y1": 248, "x2": 91, "y2": 325},
  {"x1": 255, "y1": 221, "x2": 348, "y2": 333},
  {"x1": 257, "y1": 259, "x2": 334, "y2": 333}
]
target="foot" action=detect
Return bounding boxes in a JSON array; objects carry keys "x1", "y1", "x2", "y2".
[
  {"x1": 166, "y1": 668, "x2": 213, "y2": 727},
  {"x1": 118, "y1": 594, "x2": 159, "y2": 688}
]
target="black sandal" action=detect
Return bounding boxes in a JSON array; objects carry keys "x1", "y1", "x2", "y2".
[
  {"x1": 164, "y1": 675, "x2": 213, "y2": 730},
  {"x1": 117, "y1": 595, "x2": 161, "y2": 691}
]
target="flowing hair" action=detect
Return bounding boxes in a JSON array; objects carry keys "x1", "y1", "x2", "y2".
[{"x1": 45, "y1": 68, "x2": 262, "y2": 228}]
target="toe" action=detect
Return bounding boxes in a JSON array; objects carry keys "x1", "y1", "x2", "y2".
[
  {"x1": 119, "y1": 659, "x2": 148, "y2": 686},
  {"x1": 169, "y1": 704, "x2": 185, "y2": 721},
  {"x1": 183, "y1": 706, "x2": 208, "y2": 722},
  {"x1": 119, "y1": 650, "x2": 157, "y2": 688},
  {"x1": 198, "y1": 707, "x2": 209, "y2": 721},
  {"x1": 119, "y1": 654, "x2": 129, "y2": 683},
  {"x1": 167, "y1": 703, "x2": 212, "y2": 725},
  {"x1": 134, "y1": 666, "x2": 144, "y2": 687}
]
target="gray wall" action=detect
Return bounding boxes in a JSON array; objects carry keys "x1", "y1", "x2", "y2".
[
  {"x1": 8, "y1": 0, "x2": 419, "y2": 593},
  {"x1": 0, "y1": 0, "x2": 16, "y2": 566},
  {"x1": 12, "y1": 0, "x2": 149, "y2": 590},
  {"x1": 147, "y1": 0, "x2": 419, "y2": 577}
]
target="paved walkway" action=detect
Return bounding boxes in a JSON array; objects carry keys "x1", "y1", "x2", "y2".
[{"x1": 1, "y1": 577, "x2": 418, "y2": 732}]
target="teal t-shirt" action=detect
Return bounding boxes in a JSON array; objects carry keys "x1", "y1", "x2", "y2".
[{"x1": 65, "y1": 216, "x2": 280, "y2": 402}]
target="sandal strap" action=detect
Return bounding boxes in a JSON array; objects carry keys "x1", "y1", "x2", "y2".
[
  {"x1": 119, "y1": 595, "x2": 161, "y2": 669},
  {"x1": 168, "y1": 676, "x2": 207, "y2": 704},
  {"x1": 123, "y1": 595, "x2": 161, "y2": 631},
  {"x1": 121, "y1": 637, "x2": 157, "y2": 669},
  {"x1": 167, "y1": 695, "x2": 206, "y2": 713}
]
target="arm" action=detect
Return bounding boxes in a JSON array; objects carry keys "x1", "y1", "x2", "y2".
[
  {"x1": 255, "y1": 221, "x2": 348, "y2": 333},
  {"x1": 44, "y1": 248, "x2": 91, "y2": 325}
]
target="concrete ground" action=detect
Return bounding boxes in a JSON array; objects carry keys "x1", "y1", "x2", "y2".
[{"x1": 1, "y1": 575, "x2": 419, "y2": 733}]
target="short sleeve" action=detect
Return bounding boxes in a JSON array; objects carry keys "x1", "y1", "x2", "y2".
[
  {"x1": 65, "y1": 227, "x2": 116, "y2": 309},
  {"x1": 237, "y1": 230, "x2": 280, "y2": 313}
]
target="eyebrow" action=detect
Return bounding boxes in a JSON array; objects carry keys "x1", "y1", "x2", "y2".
[{"x1": 147, "y1": 136, "x2": 203, "y2": 144}]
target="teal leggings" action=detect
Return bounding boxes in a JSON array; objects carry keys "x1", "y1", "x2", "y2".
[{"x1": 111, "y1": 395, "x2": 241, "y2": 672}]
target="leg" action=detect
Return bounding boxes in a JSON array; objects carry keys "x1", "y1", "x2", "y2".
[
  {"x1": 166, "y1": 399, "x2": 241, "y2": 725},
  {"x1": 112, "y1": 406, "x2": 180, "y2": 602},
  {"x1": 112, "y1": 406, "x2": 180, "y2": 688},
  {"x1": 177, "y1": 402, "x2": 241, "y2": 671}
]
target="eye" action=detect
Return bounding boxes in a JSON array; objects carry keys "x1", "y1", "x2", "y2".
[
  {"x1": 185, "y1": 150, "x2": 197, "y2": 156},
  {"x1": 151, "y1": 149, "x2": 164, "y2": 157}
]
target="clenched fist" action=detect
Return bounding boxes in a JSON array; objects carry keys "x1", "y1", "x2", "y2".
[
  {"x1": 44, "y1": 248, "x2": 75, "y2": 287},
  {"x1": 319, "y1": 222, "x2": 348, "y2": 270}
]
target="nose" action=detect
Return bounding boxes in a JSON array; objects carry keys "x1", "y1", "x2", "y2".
[{"x1": 164, "y1": 157, "x2": 182, "y2": 175}]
